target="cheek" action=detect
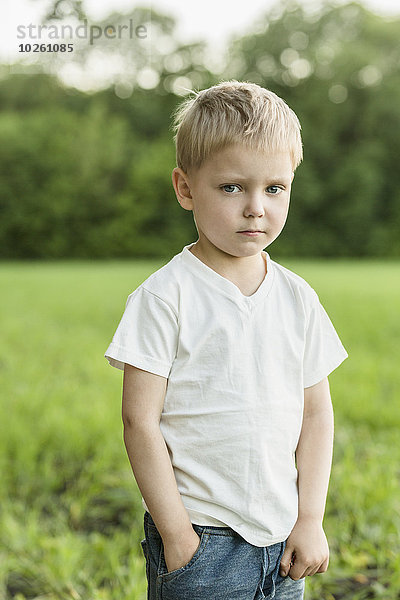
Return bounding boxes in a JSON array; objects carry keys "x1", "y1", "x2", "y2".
[
  {"x1": 198, "y1": 202, "x2": 233, "y2": 223},
  {"x1": 269, "y1": 202, "x2": 289, "y2": 223}
]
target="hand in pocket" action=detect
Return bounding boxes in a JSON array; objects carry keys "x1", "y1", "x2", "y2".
[{"x1": 163, "y1": 528, "x2": 201, "y2": 573}]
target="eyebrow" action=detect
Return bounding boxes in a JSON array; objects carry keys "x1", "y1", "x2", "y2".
[{"x1": 216, "y1": 173, "x2": 291, "y2": 184}]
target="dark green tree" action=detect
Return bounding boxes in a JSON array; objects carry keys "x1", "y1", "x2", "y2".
[
  {"x1": 2, "y1": 1, "x2": 400, "y2": 258},
  {"x1": 223, "y1": 0, "x2": 400, "y2": 256}
]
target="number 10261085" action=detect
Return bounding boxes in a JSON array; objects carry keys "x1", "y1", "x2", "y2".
[{"x1": 18, "y1": 43, "x2": 74, "y2": 52}]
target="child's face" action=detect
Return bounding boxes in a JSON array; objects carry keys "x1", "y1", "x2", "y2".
[{"x1": 173, "y1": 143, "x2": 294, "y2": 261}]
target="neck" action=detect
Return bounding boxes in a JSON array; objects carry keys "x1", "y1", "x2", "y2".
[{"x1": 189, "y1": 242, "x2": 267, "y2": 296}]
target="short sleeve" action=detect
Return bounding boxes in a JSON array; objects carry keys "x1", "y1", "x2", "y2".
[
  {"x1": 303, "y1": 291, "x2": 348, "y2": 388},
  {"x1": 104, "y1": 287, "x2": 178, "y2": 378}
]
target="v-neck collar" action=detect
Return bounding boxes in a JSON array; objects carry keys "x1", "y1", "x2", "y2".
[{"x1": 180, "y1": 242, "x2": 275, "y2": 308}]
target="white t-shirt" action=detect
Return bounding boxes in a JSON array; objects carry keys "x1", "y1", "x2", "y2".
[{"x1": 105, "y1": 243, "x2": 348, "y2": 547}]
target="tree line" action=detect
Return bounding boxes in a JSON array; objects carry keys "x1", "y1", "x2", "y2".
[{"x1": 1, "y1": 1, "x2": 399, "y2": 258}]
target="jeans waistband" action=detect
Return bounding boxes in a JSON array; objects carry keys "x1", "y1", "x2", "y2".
[
  {"x1": 192, "y1": 523, "x2": 238, "y2": 537},
  {"x1": 145, "y1": 511, "x2": 239, "y2": 537}
]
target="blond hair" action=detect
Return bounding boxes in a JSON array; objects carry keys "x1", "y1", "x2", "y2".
[{"x1": 172, "y1": 80, "x2": 303, "y2": 172}]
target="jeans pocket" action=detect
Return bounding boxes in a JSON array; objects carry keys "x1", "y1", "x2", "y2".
[
  {"x1": 158, "y1": 531, "x2": 210, "y2": 583},
  {"x1": 141, "y1": 537, "x2": 152, "y2": 593},
  {"x1": 141, "y1": 538, "x2": 148, "y2": 558}
]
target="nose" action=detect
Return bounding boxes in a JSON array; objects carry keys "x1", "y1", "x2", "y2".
[{"x1": 243, "y1": 192, "x2": 265, "y2": 218}]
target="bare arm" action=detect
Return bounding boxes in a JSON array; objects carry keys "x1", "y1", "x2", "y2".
[
  {"x1": 280, "y1": 377, "x2": 334, "y2": 580},
  {"x1": 122, "y1": 363, "x2": 200, "y2": 571}
]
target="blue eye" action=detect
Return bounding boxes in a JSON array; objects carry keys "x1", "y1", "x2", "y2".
[
  {"x1": 267, "y1": 186, "x2": 283, "y2": 195},
  {"x1": 221, "y1": 184, "x2": 241, "y2": 193}
]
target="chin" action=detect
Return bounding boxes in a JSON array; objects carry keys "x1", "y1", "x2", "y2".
[{"x1": 235, "y1": 248, "x2": 264, "y2": 258}]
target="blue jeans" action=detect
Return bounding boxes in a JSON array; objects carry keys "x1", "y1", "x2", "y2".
[{"x1": 141, "y1": 512, "x2": 305, "y2": 600}]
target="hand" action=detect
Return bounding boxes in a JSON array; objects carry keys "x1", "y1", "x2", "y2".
[
  {"x1": 163, "y1": 527, "x2": 201, "y2": 573},
  {"x1": 279, "y1": 517, "x2": 329, "y2": 580}
]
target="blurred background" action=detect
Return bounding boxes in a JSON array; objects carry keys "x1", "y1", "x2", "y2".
[
  {"x1": 1, "y1": 0, "x2": 400, "y2": 259},
  {"x1": 1, "y1": 1, "x2": 400, "y2": 600}
]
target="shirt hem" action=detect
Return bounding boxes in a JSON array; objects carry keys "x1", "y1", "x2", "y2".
[
  {"x1": 181, "y1": 497, "x2": 295, "y2": 547},
  {"x1": 104, "y1": 342, "x2": 171, "y2": 378},
  {"x1": 142, "y1": 497, "x2": 293, "y2": 547},
  {"x1": 304, "y1": 348, "x2": 348, "y2": 388}
]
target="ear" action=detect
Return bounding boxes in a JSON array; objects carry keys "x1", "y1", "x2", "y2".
[{"x1": 172, "y1": 167, "x2": 194, "y2": 211}]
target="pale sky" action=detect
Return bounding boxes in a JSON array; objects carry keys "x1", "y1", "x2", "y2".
[
  {"x1": 4, "y1": 0, "x2": 400, "y2": 56},
  {"x1": 2, "y1": 0, "x2": 400, "y2": 89}
]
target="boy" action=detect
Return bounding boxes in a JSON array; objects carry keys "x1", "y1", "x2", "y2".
[{"x1": 105, "y1": 81, "x2": 348, "y2": 599}]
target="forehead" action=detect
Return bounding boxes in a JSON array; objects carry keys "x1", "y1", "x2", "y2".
[{"x1": 199, "y1": 143, "x2": 293, "y2": 179}]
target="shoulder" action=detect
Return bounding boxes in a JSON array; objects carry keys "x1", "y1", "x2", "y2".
[
  {"x1": 269, "y1": 257, "x2": 319, "y2": 308},
  {"x1": 130, "y1": 251, "x2": 188, "y2": 313}
]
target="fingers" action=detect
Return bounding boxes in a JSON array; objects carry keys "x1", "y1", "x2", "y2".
[
  {"x1": 279, "y1": 545, "x2": 295, "y2": 577},
  {"x1": 317, "y1": 556, "x2": 329, "y2": 574},
  {"x1": 287, "y1": 556, "x2": 329, "y2": 580},
  {"x1": 279, "y1": 523, "x2": 330, "y2": 581}
]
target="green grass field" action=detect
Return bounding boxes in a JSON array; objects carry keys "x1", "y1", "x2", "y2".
[{"x1": 1, "y1": 259, "x2": 399, "y2": 600}]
